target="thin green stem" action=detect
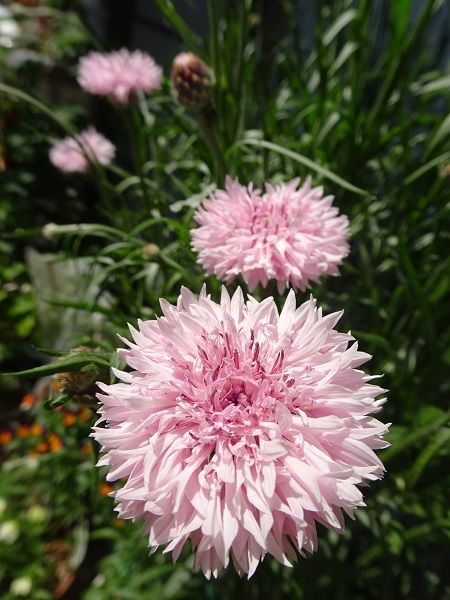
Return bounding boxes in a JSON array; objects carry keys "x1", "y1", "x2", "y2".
[
  {"x1": 232, "y1": 0, "x2": 248, "y2": 141},
  {"x1": 207, "y1": 0, "x2": 222, "y2": 134},
  {"x1": 120, "y1": 105, "x2": 152, "y2": 206},
  {"x1": 153, "y1": 0, "x2": 204, "y2": 56},
  {"x1": 366, "y1": 0, "x2": 438, "y2": 128},
  {"x1": 196, "y1": 110, "x2": 226, "y2": 184}
]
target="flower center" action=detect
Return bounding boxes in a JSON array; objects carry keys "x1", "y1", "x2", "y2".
[{"x1": 221, "y1": 385, "x2": 250, "y2": 409}]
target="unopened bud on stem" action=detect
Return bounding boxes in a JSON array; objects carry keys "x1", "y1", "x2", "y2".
[{"x1": 171, "y1": 52, "x2": 213, "y2": 112}]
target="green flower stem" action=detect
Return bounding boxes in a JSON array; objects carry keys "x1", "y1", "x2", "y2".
[{"x1": 196, "y1": 108, "x2": 226, "y2": 185}]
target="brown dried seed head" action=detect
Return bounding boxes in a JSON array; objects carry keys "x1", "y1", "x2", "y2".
[
  {"x1": 54, "y1": 346, "x2": 99, "y2": 395},
  {"x1": 171, "y1": 52, "x2": 213, "y2": 111}
]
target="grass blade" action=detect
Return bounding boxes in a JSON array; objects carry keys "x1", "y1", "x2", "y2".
[{"x1": 239, "y1": 139, "x2": 369, "y2": 195}]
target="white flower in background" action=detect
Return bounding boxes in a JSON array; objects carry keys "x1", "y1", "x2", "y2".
[
  {"x1": 26, "y1": 505, "x2": 48, "y2": 524},
  {"x1": 10, "y1": 577, "x2": 32, "y2": 597},
  {"x1": 24, "y1": 457, "x2": 39, "y2": 471},
  {"x1": 0, "y1": 520, "x2": 19, "y2": 544},
  {"x1": 0, "y1": 6, "x2": 20, "y2": 48}
]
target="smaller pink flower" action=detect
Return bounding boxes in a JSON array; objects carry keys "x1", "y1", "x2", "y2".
[
  {"x1": 78, "y1": 49, "x2": 163, "y2": 104},
  {"x1": 192, "y1": 177, "x2": 350, "y2": 292},
  {"x1": 49, "y1": 127, "x2": 115, "y2": 174}
]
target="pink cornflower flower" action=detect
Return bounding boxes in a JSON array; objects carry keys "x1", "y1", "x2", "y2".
[
  {"x1": 49, "y1": 127, "x2": 115, "y2": 173},
  {"x1": 191, "y1": 177, "x2": 350, "y2": 292},
  {"x1": 77, "y1": 49, "x2": 163, "y2": 104},
  {"x1": 94, "y1": 287, "x2": 388, "y2": 579}
]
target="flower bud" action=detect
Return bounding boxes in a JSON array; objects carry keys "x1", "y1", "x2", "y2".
[
  {"x1": 142, "y1": 243, "x2": 159, "y2": 260},
  {"x1": 171, "y1": 52, "x2": 213, "y2": 112}
]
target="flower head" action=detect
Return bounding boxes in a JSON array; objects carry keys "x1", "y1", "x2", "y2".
[
  {"x1": 192, "y1": 177, "x2": 350, "y2": 292},
  {"x1": 0, "y1": 520, "x2": 19, "y2": 544},
  {"x1": 49, "y1": 127, "x2": 115, "y2": 173},
  {"x1": 10, "y1": 577, "x2": 32, "y2": 597},
  {"x1": 78, "y1": 49, "x2": 162, "y2": 104},
  {"x1": 171, "y1": 52, "x2": 213, "y2": 111},
  {"x1": 94, "y1": 287, "x2": 388, "y2": 578}
]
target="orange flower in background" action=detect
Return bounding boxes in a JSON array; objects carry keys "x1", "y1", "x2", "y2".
[
  {"x1": 80, "y1": 442, "x2": 93, "y2": 455},
  {"x1": 63, "y1": 414, "x2": 77, "y2": 427},
  {"x1": 31, "y1": 441, "x2": 48, "y2": 456},
  {"x1": 30, "y1": 423, "x2": 44, "y2": 436},
  {"x1": 99, "y1": 483, "x2": 113, "y2": 497},
  {"x1": 47, "y1": 433, "x2": 63, "y2": 452},
  {"x1": 16, "y1": 425, "x2": 31, "y2": 438},
  {"x1": 0, "y1": 431, "x2": 13, "y2": 445},
  {"x1": 78, "y1": 408, "x2": 92, "y2": 422},
  {"x1": 113, "y1": 518, "x2": 125, "y2": 528},
  {"x1": 20, "y1": 394, "x2": 36, "y2": 410}
]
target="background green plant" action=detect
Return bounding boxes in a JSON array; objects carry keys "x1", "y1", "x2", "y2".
[{"x1": 0, "y1": 0, "x2": 449, "y2": 598}]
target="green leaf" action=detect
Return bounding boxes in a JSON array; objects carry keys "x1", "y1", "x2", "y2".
[
  {"x1": 350, "y1": 330, "x2": 391, "y2": 352},
  {"x1": 416, "y1": 75, "x2": 450, "y2": 96},
  {"x1": 323, "y1": 10, "x2": 357, "y2": 46},
  {"x1": 32, "y1": 347, "x2": 67, "y2": 357},
  {"x1": 425, "y1": 112, "x2": 450, "y2": 157},
  {"x1": 357, "y1": 522, "x2": 446, "y2": 567},
  {"x1": 383, "y1": 411, "x2": 450, "y2": 463},
  {"x1": 2, "y1": 353, "x2": 110, "y2": 378},
  {"x1": 44, "y1": 298, "x2": 118, "y2": 318},
  {"x1": 329, "y1": 41, "x2": 358, "y2": 77},
  {"x1": 0, "y1": 83, "x2": 76, "y2": 137},
  {"x1": 153, "y1": 0, "x2": 204, "y2": 56},
  {"x1": 42, "y1": 223, "x2": 129, "y2": 241},
  {"x1": 238, "y1": 139, "x2": 368, "y2": 196},
  {"x1": 404, "y1": 151, "x2": 450, "y2": 184},
  {"x1": 132, "y1": 217, "x2": 190, "y2": 245},
  {"x1": 391, "y1": 0, "x2": 412, "y2": 41},
  {"x1": 16, "y1": 314, "x2": 36, "y2": 337},
  {"x1": 316, "y1": 112, "x2": 341, "y2": 145},
  {"x1": 408, "y1": 427, "x2": 450, "y2": 487}
]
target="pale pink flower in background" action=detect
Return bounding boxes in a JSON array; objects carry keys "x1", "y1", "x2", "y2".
[
  {"x1": 78, "y1": 49, "x2": 163, "y2": 104},
  {"x1": 94, "y1": 287, "x2": 388, "y2": 579},
  {"x1": 49, "y1": 127, "x2": 115, "y2": 173},
  {"x1": 191, "y1": 177, "x2": 350, "y2": 292}
]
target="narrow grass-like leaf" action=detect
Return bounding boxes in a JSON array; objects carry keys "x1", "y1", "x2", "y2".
[
  {"x1": 416, "y1": 75, "x2": 450, "y2": 95},
  {"x1": 153, "y1": 0, "x2": 204, "y2": 56},
  {"x1": 383, "y1": 411, "x2": 450, "y2": 463},
  {"x1": 42, "y1": 223, "x2": 129, "y2": 241},
  {"x1": 3, "y1": 354, "x2": 110, "y2": 378},
  {"x1": 425, "y1": 113, "x2": 450, "y2": 157},
  {"x1": 323, "y1": 10, "x2": 357, "y2": 46},
  {"x1": 44, "y1": 298, "x2": 117, "y2": 318},
  {"x1": 0, "y1": 83, "x2": 76, "y2": 136},
  {"x1": 239, "y1": 139, "x2": 368, "y2": 195},
  {"x1": 316, "y1": 112, "x2": 341, "y2": 145},
  {"x1": 357, "y1": 521, "x2": 449, "y2": 567},
  {"x1": 404, "y1": 151, "x2": 450, "y2": 184},
  {"x1": 329, "y1": 42, "x2": 358, "y2": 77},
  {"x1": 408, "y1": 428, "x2": 450, "y2": 487}
]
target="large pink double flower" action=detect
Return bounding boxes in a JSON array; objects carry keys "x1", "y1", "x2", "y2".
[{"x1": 94, "y1": 287, "x2": 388, "y2": 578}]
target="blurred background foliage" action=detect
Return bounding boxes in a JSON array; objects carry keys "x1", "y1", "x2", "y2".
[{"x1": 0, "y1": 0, "x2": 449, "y2": 598}]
